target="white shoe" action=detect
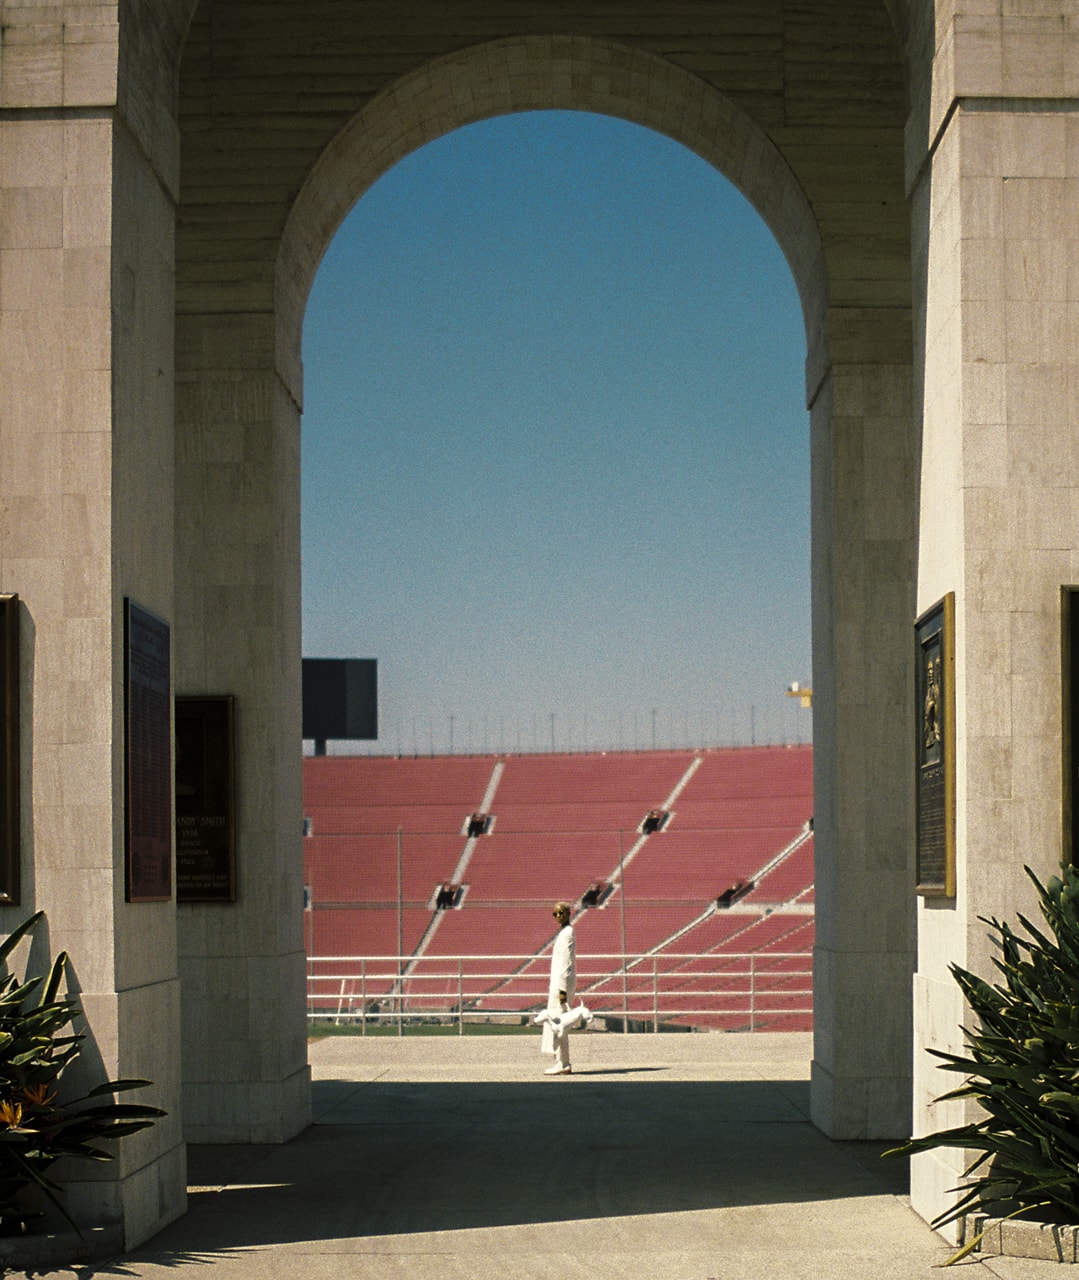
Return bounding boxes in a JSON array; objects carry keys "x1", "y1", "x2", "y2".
[{"x1": 543, "y1": 1064, "x2": 572, "y2": 1075}]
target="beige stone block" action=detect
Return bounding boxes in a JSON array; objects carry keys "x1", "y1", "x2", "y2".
[
  {"x1": 0, "y1": 187, "x2": 64, "y2": 250},
  {"x1": 56, "y1": 741, "x2": 113, "y2": 810},
  {"x1": 1002, "y1": 176, "x2": 1072, "y2": 239},
  {"x1": 61, "y1": 428, "x2": 111, "y2": 494},
  {"x1": 0, "y1": 247, "x2": 63, "y2": 310},
  {"x1": 1011, "y1": 665, "x2": 1061, "y2": 741},
  {"x1": 962, "y1": 361, "x2": 1005, "y2": 426},
  {"x1": 1012, "y1": 548, "x2": 1072, "y2": 612},
  {"x1": 61, "y1": 492, "x2": 109, "y2": 555},
  {"x1": 1, "y1": 556, "x2": 64, "y2": 613},
  {"x1": 0, "y1": 309, "x2": 59, "y2": 377},
  {"x1": 962, "y1": 236, "x2": 1004, "y2": 300},
  {"x1": 961, "y1": 422, "x2": 1008, "y2": 488},
  {"x1": 62, "y1": 40, "x2": 118, "y2": 107},
  {"x1": 1005, "y1": 361, "x2": 1068, "y2": 428},
  {"x1": 1010, "y1": 719, "x2": 1061, "y2": 794},
  {"x1": 952, "y1": 15, "x2": 1005, "y2": 99},
  {"x1": 61, "y1": 369, "x2": 111, "y2": 430},
  {"x1": 63, "y1": 184, "x2": 111, "y2": 249},
  {"x1": 957, "y1": 108, "x2": 1004, "y2": 181},
  {"x1": 0, "y1": 121, "x2": 64, "y2": 186},
  {"x1": 1005, "y1": 300, "x2": 1070, "y2": 364},
  {"x1": 1017, "y1": 486, "x2": 1075, "y2": 549},
  {"x1": 1004, "y1": 237, "x2": 1071, "y2": 303},
  {"x1": 0, "y1": 492, "x2": 63, "y2": 558},
  {"x1": 60, "y1": 678, "x2": 110, "y2": 744},
  {"x1": 959, "y1": 177, "x2": 1004, "y2": 240},
  {"x1": 967, "y1": 481, "x2": 1018, "y2": 547},
  {"x1": 1001, "y1": 17, "x2": 1069, "y2": 98},
  {"x1": 0, "y1": 45, "x2": 63, "y2": 108},
  {"x1": 62, "y1": 306, "x2": 110, "y2": 369},
  {"x1": 998, "y1": 113, "x2": 1067, "y2": 180},
  {"x1": 0, "y1": 417, "x2": 63, "y2": 488},
  {"x1": 960, "y1": 298, "x2": 1005, "y2": 363},
  {"x1": 63, "y1": 120, "x2": 112, "y2": 184},
  {"x1": 61, "y1": 553, "x2": 109, "y2": 618},
  {"x1": 1066, "y1": 117, "x2": 1079, "y2": 178},
  {"x1": 61, "y1": 243, "x2": 110, "y2": 308}
]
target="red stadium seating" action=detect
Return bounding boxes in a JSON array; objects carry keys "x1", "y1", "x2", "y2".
[{"x1": 303, "y1": 746, "x2": 814, "y2": 1029}]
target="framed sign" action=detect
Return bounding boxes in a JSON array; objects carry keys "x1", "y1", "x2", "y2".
[
  {"x1": 1062, "y1": 588, "x2": 1079, "y2": 868},
  {"x1": 175, "y1": 696, "x2": 236, "y2": 902},
  {"x1": 915, "y1": 593, "x2": 956, "y2": 896},
  {"x1": 0, "y1": 596, "x2": 18, "y2": 905},
  {"x1": 124, "y1": 600, "x2": 172, "y2": 902}
]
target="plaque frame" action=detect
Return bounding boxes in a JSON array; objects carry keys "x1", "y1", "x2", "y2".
[
  {"x1": 124, "y1": 600, "x2": 173, "y2": 903},
  {"x1": 915, "y1": 592, "x2": 956, "y2": 897},
  {"x1": 175, "y1": 695, "x2": 236, "y2": 903},
  {"x1": 1061, "y1": 587, "x2": 1079, "y2": 869},
  {"x1": 0, "y1": 596, "x2": 18, "y2": 906}
]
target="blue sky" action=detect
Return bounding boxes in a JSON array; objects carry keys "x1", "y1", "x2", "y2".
[{"x1": 301, "y1": 111, "x2": 811, "y2": 755}]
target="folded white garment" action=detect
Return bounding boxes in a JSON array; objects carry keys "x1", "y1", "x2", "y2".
[{"x1": 533, "y1": 1003, "x2": 593, "y2": 1033}]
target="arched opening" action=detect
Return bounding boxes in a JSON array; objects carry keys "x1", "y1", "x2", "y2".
[
  {"x1": 176, "y1": 28, "x2": 915, "y2": 1158},
  {"x1": 300, "y1": 110, "x2": 811, "y2": 754},
  {"x1": 299, "y1": 106, "x2": 815, "y2": 1043}
]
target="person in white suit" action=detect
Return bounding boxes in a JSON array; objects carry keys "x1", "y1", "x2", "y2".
[{"x1": 542, "y1": 901, "x2": 576, "y2": 1075}]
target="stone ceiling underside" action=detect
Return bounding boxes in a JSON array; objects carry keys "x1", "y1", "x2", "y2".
[{"x1": 176, "y1": 1, "x2": 910, "y2": 324}]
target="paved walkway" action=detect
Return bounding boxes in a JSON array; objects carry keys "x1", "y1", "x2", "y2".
[{"x1": 13, "y1": 1031, "x2": 1067, "y2": 1278}]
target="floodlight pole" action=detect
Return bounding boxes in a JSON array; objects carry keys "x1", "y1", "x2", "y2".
[
  {"x1": 397, "y1": 826, "x2": 403, "y2": 1037},
  {"x1": 619, "y1": 828, "x2": 628, "y2": 1034}
]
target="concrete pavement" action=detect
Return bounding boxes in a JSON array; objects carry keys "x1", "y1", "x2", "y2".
[{"x1": 8, "y1": 1031, "x2": 1069, "y2": 1279}]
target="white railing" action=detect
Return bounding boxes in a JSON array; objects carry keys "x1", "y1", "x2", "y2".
[{"x1": 307, "y1": 952, "x2": 812, "y2": 1034}]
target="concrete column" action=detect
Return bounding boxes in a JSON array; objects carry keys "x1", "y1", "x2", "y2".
[
  {"x1": 0, "y1": 6, "x2": 186, "y2": 1247},
  {"x1": 808, "y1": 311, "x2": 918, "y2": 1140},
  {"x1": 908, "y1": 9, "x2": 1079, "y2": 1232},
  {"x1": 174, "y1": 312, "x2": 310, "y2": 1143}
]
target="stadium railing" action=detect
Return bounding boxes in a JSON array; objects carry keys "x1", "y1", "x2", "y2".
[{"x1": 306, "y1": 952, "x2": 812, "y2": 1034}]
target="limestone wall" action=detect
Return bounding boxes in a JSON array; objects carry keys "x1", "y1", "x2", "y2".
[
  {"x1": 908, "y1": 2, "x2": 1079, "y2": 1231},
  {"x1": 0, "y1": 0, "x2": 186, "y2": 1245}
]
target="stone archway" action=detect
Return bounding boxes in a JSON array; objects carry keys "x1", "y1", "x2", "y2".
[{"x1": 175, "y1": 28, "x2": 916, "y2": 1163}]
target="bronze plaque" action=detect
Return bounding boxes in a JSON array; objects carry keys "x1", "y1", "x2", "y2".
[
  {"x1": 175, "y1": 696, "x2": 236, "y2": 902},
  {"x1": 0, "y1": 596, "x2": 18, "y2": 905},
  {"x1": 915, "y1": 593, "x2": 956, "y2": 896},
  {"x1": 124, "y1": 600, "x2": 172, "y2": 902}
]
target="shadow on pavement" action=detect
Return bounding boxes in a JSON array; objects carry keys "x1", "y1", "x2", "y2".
[{"x1": 110, "y1": 1078, "x2": 910, "y2": 1261}]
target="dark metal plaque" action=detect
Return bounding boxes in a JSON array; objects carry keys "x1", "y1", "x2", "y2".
[
  {"x1": 1062, "y1": 588, "x2": 1079, "y2": 868},
  {"x1": 124, "y1": 600, "x2": 172, "y2": 902},
  {"x1": 915, "y1": 593, "x2": 956, "y2": 896},
  {"x1": 0, "y1": 596, "x2": 18, "y2": 905},
  {"x1": 175, "y1": 696, "x2": 236, "y2": 902}
]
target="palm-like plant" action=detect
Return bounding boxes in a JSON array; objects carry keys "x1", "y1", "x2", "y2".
[
  {"x1": 0, "y1": 911, "x2": 164, "y2": 1236},
  {"x1": 887, "y1": 865, "x2": 1079, "y2": 1230}
]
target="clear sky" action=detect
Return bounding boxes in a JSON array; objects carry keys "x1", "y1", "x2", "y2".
[{"x1": 301, "y1": 110, "x2": 811, "y2": 756}]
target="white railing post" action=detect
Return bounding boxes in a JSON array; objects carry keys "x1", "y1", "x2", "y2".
[
  {"x1": 749, "y1": 955, "x2": 756, "y2": 1032},
  {"x1": 458, "y1": 957, "x2": 464, "y2": 1036},
  {"x1": 652, "y1": 956, "x2": 658, "y2": 1033},
  {"x1": 361, "y1": 959, "x2": 367, "y2": 1036}
]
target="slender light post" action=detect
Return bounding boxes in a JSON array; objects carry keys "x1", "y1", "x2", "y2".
[{"x1": 619, "y1": 828, "x2": 628, "y2": 1034}]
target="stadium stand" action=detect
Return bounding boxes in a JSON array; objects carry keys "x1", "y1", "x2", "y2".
[{"x1": 303, "y1": 745, "x2": 814, "y2": 1031}]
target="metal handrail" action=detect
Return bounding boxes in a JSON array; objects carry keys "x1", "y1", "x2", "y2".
[{"x1": 306, "y1": 952, "x2": 812, "y2": 1035}]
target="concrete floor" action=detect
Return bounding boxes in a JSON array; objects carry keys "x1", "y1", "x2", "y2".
[{"x1": 13, "y1": 1031, "x2": 1070, "y2": 1279}]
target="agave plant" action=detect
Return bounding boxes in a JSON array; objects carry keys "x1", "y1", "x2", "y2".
[
  {"x1": 0, "y1": 911, "x2": 164, "y2": 1237},
  {"x1": 887, "y1": 864, "x2": 1079, "y2": 1231}
]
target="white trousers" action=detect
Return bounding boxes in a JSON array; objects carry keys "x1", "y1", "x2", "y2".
[{"x1": 541, "y1": 994, "x2": 572, "y2": 1066}]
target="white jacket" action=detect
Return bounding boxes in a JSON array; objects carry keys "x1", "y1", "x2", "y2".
[{"x1": 549, "y1": 924, "x2": 576, "y2": 1003}]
